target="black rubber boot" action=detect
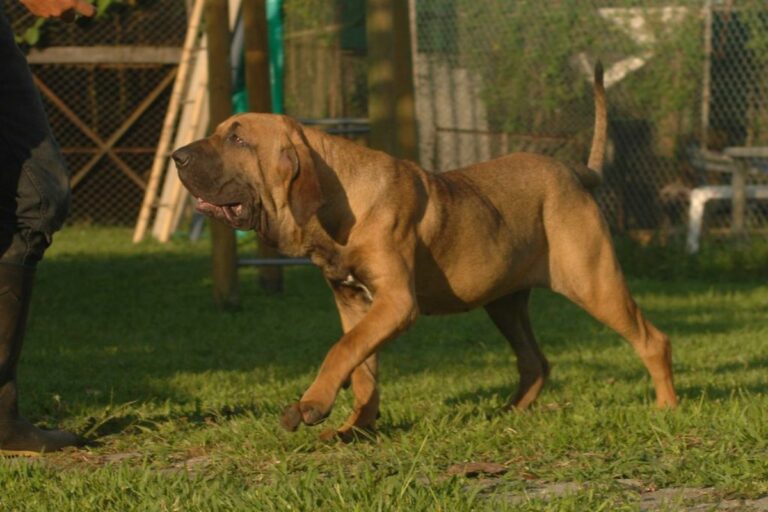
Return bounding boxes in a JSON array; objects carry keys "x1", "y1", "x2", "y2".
[{"x1": 0, "y1": 263, "x2": 83, "y2": 455}]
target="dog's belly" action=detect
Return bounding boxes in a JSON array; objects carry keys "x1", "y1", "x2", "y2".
[
  {"x1": 413, "y1": 216, "x2": 549, "y2": 315},
  {"x1": 413, "y1": 243, "x2": 545, "y2": 315},
  {"x1": 414, "y1": 272, "x2": 517, "y2": 315},
  {"x1": 415, "y1": 291, "x2": 479, "y2": 315}
]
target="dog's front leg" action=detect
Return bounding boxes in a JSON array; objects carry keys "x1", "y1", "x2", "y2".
[
  {"x1": 317, "y1": 288, "x2": 380, "y2": 441},
  {"x1": 320, "y1": 353, "x2": 379, "y2": 442},
  {"x1": 281, "y1": 255, "x2": 418, "y2": 431}
]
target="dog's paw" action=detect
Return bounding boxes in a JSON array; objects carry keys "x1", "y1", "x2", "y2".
[
  {"x1": 279, "y1": 401, "x2": 330, "y2": 431},
  {"x1": 280, "y1": 403, "x2": 303, "y2": 432},
  {"x1": 299, "y1": 401, "x2": 328, "y2": 426},
  {"x1": 318, "y1": 426, "x2": 376, "y2": 444},
  {"x1": 318, "y1": 428, "x2": 341, "y2": 442},
  {"x1": 319, "y1": 428, "x2": 356, "y2": 443}
]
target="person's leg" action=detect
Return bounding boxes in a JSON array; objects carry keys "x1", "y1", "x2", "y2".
[{"x1": 0, "y1": 9, "x2": 81, "y2": 454}]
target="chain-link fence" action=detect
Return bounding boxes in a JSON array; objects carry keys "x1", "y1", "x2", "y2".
[
  {"x1": 4, "y1": 0, "x2": 186, "y2": 225},
  {"x1": 282, "y1": 0, "x2": 368, "y2": 120},
  {"x1": 413, "y1": 0, "x2": 768, "y2": 250}
]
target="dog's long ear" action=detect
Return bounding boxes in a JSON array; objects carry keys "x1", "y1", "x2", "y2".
[{"x1": 279, "y1": 140, "x2": 324, "y2": 226}]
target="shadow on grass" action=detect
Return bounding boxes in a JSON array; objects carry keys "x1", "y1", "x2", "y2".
[
  {"x1": 676, "y1": 382, "x2": 768, "y2": 402},
  {"x1": 442, "y1": 380, "x2": 569, "y2": 409},
  {"x1": 81, "y1": 403, "x2": 260, "y2": 439},
  {"x1": 442, "y1": 384, "x2": 514, "y2": 409},
  {"x1": 713, "y1": 356, "x2": 768, "y2": 374},
  {"x1": 376, "y1": 418, "x2": 420, "y2": 439},
  {"x1": 25, "y1": 252, "x2": 335, "y2": 421},
  {"x1": 21, "y1": 246, "x2": 768, "y2": 438}
]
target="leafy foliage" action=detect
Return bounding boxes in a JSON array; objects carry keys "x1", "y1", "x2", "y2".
[
  {"x1": 14, "y1": 0, "x2": 135, "y2": 46},
  {"x1": 18, "y1": 16, "x2": 45, "y2": 45},
  {"x1": 449, "y1": 0, "x2": 704, "y2": 136}
]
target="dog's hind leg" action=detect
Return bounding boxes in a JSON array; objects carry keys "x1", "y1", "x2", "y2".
[
  {"x1": 549, "y1": 210, "x2": 677, "y2": 408},
  {"x1": 485, "y1": 290, "x2": 550, "y2": 410},
  {"x1": 569, "y1": 281, "x2": 676, "y2": 408}
]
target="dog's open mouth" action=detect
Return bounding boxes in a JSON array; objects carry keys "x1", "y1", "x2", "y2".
[
  {"x1": 194, "y1": 197, "x2": 244, "y2": 224},
  {"x1": 193, "y1": 197, "x2": 258, "y2": 231}
]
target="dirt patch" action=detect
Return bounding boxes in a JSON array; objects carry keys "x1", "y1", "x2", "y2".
[{"x1": 469, "y1": 477, "x2": 768, "y2": 510}]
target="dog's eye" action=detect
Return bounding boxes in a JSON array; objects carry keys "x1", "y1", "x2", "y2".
[{"x1": 228, "y1": 133, "x2": 246, "y2": 146}]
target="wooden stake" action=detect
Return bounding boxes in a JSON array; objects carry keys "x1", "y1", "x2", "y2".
[
  {"x1": 206, "y1": 0, "x2": 239, "y2": 309},
  {"x1": 366, "y1": 0, "x2": 418, "y2": 160},
  {"x1": 243, "y1": 0, "x2": 272, "y2": 113},
  {"x1": 392, "y1": 0, "x2": 418, "y2": 162},
  {"x1": 366, "y1": 0, "x2": 395, "y2": 155},
  {"x1": 243, "y1": 0, "x2": 284, "y2": 293}
]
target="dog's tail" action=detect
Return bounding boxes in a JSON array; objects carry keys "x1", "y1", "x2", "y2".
[
  {"x1": 586, "y1": 61, "x2": 606, "y2": 175},
  {"x1": 571, "y1": 62, "x2": 605, "y2": 190},
  {"x1": 587, "y1": 61, "x2": 607, "y2": 173}
]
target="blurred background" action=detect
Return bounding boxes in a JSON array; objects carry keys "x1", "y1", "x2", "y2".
[{"x1": 5, "y1": 0, "x2": 768, "y2": 253}]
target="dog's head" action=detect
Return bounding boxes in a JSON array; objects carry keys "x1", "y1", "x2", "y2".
[{"x1": 172, "y1": 114, "x2": 324, "y2": 243}]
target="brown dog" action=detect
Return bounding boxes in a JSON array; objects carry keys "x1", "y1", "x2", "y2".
[{"x1": 172, "y1": 64, "x2": 677, "y2": 439}]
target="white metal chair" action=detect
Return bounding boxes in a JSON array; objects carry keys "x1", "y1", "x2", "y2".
[{"x1": 685, "y1": 147, "x2": 768, "y2": 253}]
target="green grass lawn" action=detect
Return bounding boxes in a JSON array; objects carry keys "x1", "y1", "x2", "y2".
[{"x1": 1, "y1": 227, "x2": 766, "y2": 511}]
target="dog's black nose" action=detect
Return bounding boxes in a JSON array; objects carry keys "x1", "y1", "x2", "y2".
[{"x1": 172, "y1": 148, "x2": 191, "y2": 168}]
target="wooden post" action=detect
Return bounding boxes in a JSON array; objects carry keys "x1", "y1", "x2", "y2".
[
  {"x1": 243, "y1": 0, "x2": 283, "y2": 293},
  {"x1": 392, "y1": 0, "x2": 418, "y2": 161},
  {"x1": 367, "y1": 0, "x2": 418, "y2": 159},
  {"x1": 206, "y1": 0, "x2": 240, "y2": 309},
  {"x1": 366, "y1": 0, "x2": 394, "y2": 154},
  {"x1": 243, "y1": 1, "x2": 271, "y2": 113}
]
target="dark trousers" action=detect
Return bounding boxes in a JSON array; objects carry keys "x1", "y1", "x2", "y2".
[{"x1": 0, "y1": 10, "x2": 70, "y2": 268}]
